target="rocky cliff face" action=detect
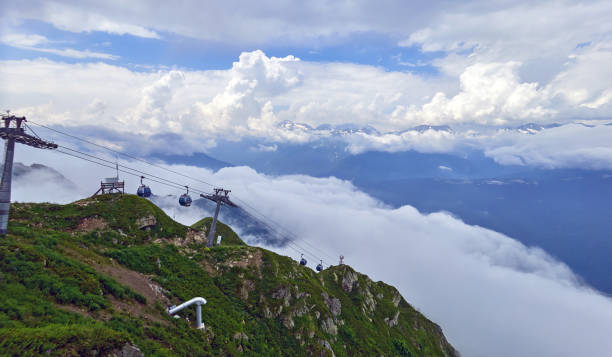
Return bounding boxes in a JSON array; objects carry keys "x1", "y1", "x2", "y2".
[{"x1": 1, "y1": 194, "x2": 458, "y2": 356}]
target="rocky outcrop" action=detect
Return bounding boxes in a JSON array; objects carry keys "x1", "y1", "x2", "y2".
[
  {"x1": 160, "y1": 229, "x2": 208, "y2": 247},
  {"x1": 341, "y1": 270, "x2": 359, "y2": 293},
  {"x1": 76, "y1": 216, "x2": 107, "y2": 232},
  {"x1": 233, "y1": 332, "x2": 249, "y2": 341},
  {"x1": 359, "y1": 283, "x2": 377, "y2": 316},
  {"x1": 391, "y1": 288, "x2": 402, "y2": 307},
  {"x1": 239, "y1": 279, "x2": 255, "y2": 300},
  {"x1": 321, "y1": 292, "x2": 341, "y2": 318},
  {"x1": 321, "y1": 317, "x2": 338, "y2": 336},
  {"x1": 293, "y1": 303, "x2": 310, "y2": 317},
  {"x1": 321, "y1": 317, "x2": 338, "y2": 335},
  {"x1": 384, "y1": 310, "x2": 400, "y2": 327},
  {"x1": 318, "y1": 339, "x2": 336, "y2": 357},
  {"x1": 282, "y1": 315, "x2": 295, "y2": 329},
  {"x1": 109, "y1": 343, "x2": 143, "y2": 357},
  {"x1": 184, "y1": 229, "x2": 207, "y2": 243},
  {"x1": 136, "y1": 215, "x2": 156, "y2": 230},
  {"x1": 271, "y1": 285, "x2": 292, "y2": 307}
]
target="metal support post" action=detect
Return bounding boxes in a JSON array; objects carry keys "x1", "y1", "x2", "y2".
[
  {"x1": 201, "y1": 188, "x2": 237, "y2": 247},
  {"x1": 207, "y1": 200, "x2": 221, "y2": 247},
  {"x1": 0, "y1": 138, "x2": 15, "y2": 235},
  {"x1": 0, "y1": 112, "x2": 56, "y2": 236},
  {"x1": 196, "y1": 304, "x2": 202, "y2": 329}
]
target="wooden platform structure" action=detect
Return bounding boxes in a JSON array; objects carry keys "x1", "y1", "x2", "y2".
[{"x1": 93, "y1": 177, "x2": 125, "y2": 196}]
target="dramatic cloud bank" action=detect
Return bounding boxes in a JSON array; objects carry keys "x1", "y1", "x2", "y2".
[
  {"x1": 12, "y1": 147, "x2": 612, "y2": 357},
  {"x1": 391, "y1": 61, "x2": 553, "y2": 126},
  {"x1": 2, "y1": 49, "x2": 612, "y2": 170}
]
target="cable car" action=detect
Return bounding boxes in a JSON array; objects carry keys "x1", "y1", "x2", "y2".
[
  {"x1": 316, "y1": 260, "x2": 323, "y2": 272},
  {"x1": 179, "y1": 186, "x2": 192, "y2": 207},
  {"x1": 300, "y1": 254, "x2": 307, "y2": 266},
  {"x1": 136, "y1": 176, "x2": 152, "y2": 197}
]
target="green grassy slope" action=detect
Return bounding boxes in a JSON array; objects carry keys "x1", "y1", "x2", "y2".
[
  {"x1": 190, "y1": 217, "x2": 246, "y2": 246},
  {"x1": 0, "y1": 194, "x2": 458, "y2": 357}
]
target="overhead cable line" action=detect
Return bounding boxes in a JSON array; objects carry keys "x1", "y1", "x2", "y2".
[
  {"x1": 233, "y1": 196, "x2": 336, "y2": 262},
  {"x1": 26, "y1": 122, "x2": 338, "y2": 266},
  {"x1": 56, "y1": 145, "x2": 325, "y2": 263},
  {"x1": 23, "y1": 123, "x2": 42, "y2": 140},
  {"x1": 55, "y1": 146, "x2": 331, "y2": 267},
  {"x1": 57, "y1": 145, "x2": 207, "y2": 194},
  {"x1": 232, "y1": 199, "x2": 332, "y2": 266},
  {"x1": 234, "y1": 197, "x2": 333, "y2": 259},
  {"x1": 28, "y1": 120, "x2": 217, "y2": 188},
  {"x1": 55, "y1": 149, "x2": 188, "y2": 191},
  {"x1": 235, "y1": 205, "x2": 324, "y2": 265}
]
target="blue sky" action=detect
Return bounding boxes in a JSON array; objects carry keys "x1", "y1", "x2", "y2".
[{"x1": 1, "y1": 18, "x2": 443, "y2": 74}]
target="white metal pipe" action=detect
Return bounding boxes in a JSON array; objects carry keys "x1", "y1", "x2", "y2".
[
  {"x1": 196, "y1": 304, "x2": 202, "y2": 329},
  {"x1": 168, "y1": 297, "x2": 207, "y2": 329}
]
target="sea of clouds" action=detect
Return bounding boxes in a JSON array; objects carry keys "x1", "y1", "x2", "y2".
[
  {"x1": 12, "y1": 146, "x2": 612, "y2": 357},
  {"x1": 3, "y1": 2, "x2": 612, "y2": 355}
]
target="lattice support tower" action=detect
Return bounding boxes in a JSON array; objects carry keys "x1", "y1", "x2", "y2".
[
  {"x1": 0, "y1": 112, "x2": 58, "y2": 235},
  {"x1": 200, "y1": 188, "x2": 237, "y2": 247}
]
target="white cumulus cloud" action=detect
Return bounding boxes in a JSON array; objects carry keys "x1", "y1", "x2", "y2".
[
  {"x1": 392, "y1": 62, "x2": 554, "y2": 126},
  {"x1": 2, "y1": 50, "x2": 612, "y2": 170}
]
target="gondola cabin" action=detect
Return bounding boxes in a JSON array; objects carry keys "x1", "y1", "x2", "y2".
[
  {"x1": 137, "y1": 185, "x2": 152, "y2": 197},
  {"x1": 179, "y1": 194, "x2": 192, "y2": 207},
  {"x1": 179, "y1": 186, "x2": 192, "y2": 207},
  {"x1": 136, "y1": 176, "x2": 152, "y2": 197},
  {"x1": 316, "y1": 260, "x2": 323, "y2": 272}
]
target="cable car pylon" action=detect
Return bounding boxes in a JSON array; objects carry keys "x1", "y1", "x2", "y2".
[
  {"x1": 20, "y1": 120, "x2": 342, "y2": 266},
  {"x1": 200, "y1": 188, "x2": 237, "y2": 247},
  {"x1": 0, "y1": 112, "x2": 57, "y2": 235}
]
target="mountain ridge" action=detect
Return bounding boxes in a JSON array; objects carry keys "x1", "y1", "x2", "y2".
[{"x1": 1, "y1": 194, "x2": 458, "y2": 356}]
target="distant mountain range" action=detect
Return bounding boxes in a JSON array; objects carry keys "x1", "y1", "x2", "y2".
[{"x1": 276, "y1": 120, "x2": 566, "y2": 137}]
